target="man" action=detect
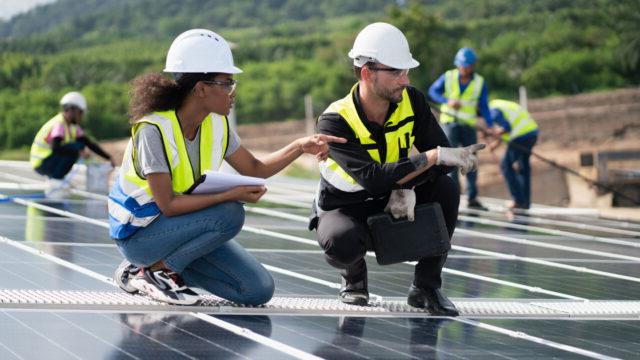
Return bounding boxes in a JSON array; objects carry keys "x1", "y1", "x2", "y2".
[
  {"x1": 310, "y1": 23, "x2": 484, "y2": 316},
  {"x1": 30, "y1": 91, "x2": 114, "y2": 196},
  {"x1": 428, "y1": 47, "x2": 491, "y2": 210},
  {"x1": 488, "y1": 99, "x2": 539, "y2": 210}
]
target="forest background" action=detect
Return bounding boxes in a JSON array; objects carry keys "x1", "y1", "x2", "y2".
[{"x1": 0, "y1": 0, "x2": 638, "y2": 156}]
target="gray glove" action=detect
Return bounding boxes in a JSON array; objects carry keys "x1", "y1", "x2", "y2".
[
  {"x1": 436, "y1": 144, "x2": 486, "y2": 175},
  {"x1": 384, "y1": 189, "x2": 417, "y2": 221}
]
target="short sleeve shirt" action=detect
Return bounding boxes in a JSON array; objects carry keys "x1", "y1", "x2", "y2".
[{"x1": 133, "y1": 122, "x2": 240, "y2": 179}]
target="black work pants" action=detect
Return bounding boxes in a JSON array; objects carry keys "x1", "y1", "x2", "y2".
[
  {"x1": 315, "y1": 175, "x2": 459, "y2": 290},
  {"x1": 35, "y1": 151, "x2": 81, "y2": 180}
]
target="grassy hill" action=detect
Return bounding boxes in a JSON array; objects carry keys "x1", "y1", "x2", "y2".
[{"x1": 0, "y1": 0, "x2": 638, "y2": 153}]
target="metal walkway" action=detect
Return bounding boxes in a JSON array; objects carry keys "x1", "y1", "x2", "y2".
[{"x1": 2, "y1": 289, "x2": 640, "y2": 319}]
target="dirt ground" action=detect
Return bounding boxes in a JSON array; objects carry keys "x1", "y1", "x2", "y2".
[{"x1": 100, "y1": 87, "x2": 640, "y2": 213}]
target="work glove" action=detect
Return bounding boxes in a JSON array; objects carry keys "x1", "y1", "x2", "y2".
[
  {"x1": 436, "y1": 144, "x2": 486, "y2": 175},
  {"x1": 384, "y1": 188, "x2": 417, "y2": 221}
]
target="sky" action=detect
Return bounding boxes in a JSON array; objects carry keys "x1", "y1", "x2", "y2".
[{"x1": 0, "y1": 0, "x2": 57, "y2": 20}]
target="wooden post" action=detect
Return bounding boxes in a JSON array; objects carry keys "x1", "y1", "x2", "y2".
[
  {"x1": 304, "y1": 94, "x2": 314, "y2": 135},
  {"x1": 519, "y1": 86, "x2": 528, "y2": 111}
]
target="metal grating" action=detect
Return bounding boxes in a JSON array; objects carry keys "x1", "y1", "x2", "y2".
[{"x1": 1, "y1": 289, "x2": 639, "y2": 318}]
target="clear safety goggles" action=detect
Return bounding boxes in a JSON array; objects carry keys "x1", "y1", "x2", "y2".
[{"x1": 202, "y1": 79, "x2": 238, "y2": 95}]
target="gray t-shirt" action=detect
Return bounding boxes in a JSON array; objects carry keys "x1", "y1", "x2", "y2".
[{"x1": 134, "y1": 122, "x2": 240, "y2": 178}]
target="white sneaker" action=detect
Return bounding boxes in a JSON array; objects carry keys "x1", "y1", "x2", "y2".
[
  {"x1": 114, "y1": 259, "x2": 139, "y2": 294},
  {"x1": 129, "y1": 268, "x2": 200, "y2": 305},
  {"x1": 45, "y1": 178, "x2": 71, "y2": 199}
]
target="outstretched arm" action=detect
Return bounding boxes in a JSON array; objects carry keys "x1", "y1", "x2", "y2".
[
  {"x1": 79, "y1": 136, "x2": 115, "y2": 166},
  {"x1": 226, "y1": 134, "x2": 346, "y2": 179}
]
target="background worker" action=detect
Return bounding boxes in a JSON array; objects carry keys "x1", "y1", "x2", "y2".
[
  {"x1": 488, "y1": 99, "x2": 539, "y2": 210},
  {"x1": 311, "y1": 22, "x2": 485, "y2": 316},
  {"x1": 428, "y1": 47, "x2": 491, "y2": 210},
  {"x1": 30, "y1": 91, "x2": 115, "y2": 195},
  {"x1": 110, "y1": 29, "x2": 344, "y2": 306}
]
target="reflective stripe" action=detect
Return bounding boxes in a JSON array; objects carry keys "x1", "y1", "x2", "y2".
[
  {"x1": 108, "y1": 111, "x2": 229, "y2": 239},
  {"x1": 446, "y1": 110, "x2": 477, "y2": 121},
  {"x1": 30, "y1": 113, "x2": 80, "y2": 168},
  {"x1": 32, "y1": 143, "x2": 51, "y2": 150},
  {"x1": 318, "y1": 83, "x2": 415, "y2": 194},
  {"x1": 144, "y1": 113, "x2": 180, "y2": 170},
  {"x1": 439, "y1": 69, "x2": 484, "y2": 125},
  {"x1": 510, "y1": 116, "x2": 532, "y2": 137},
  {"x1": 489, "y1": 99, "x2": 538, "y2": 141},
  {"x1": 459, "y1": 99, "x2": 478, "y2": 106},
  {"x1": 210, "y1": 114, "x2": 226, "y2": 170},
  {"x1": 319, "y1": 159, "x2": 364, "y2": 192},
  {"x1": 107, "y1": 198, "x2": 158, "y2": 227}
]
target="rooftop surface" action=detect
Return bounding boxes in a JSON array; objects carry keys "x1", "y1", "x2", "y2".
[{"x1": 0, "y1": 160, "x2": 639, "y2": 359}]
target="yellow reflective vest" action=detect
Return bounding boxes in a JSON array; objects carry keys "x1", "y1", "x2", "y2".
[
  {"x1": 439, "y1": 69, "x2": 484, "y2": 126},
  {"x1": 489, "y1": 99, "x2": 538, "y2": 141},
  {"x1": 319, "y1": 84, "x2": 415, "y2": 193},
  {"x1": 30, "y1": 113, "x2": 79, "y2": 168},
  {"x1": 108, "y1": 110, "x2": 229, "y2": 239}
]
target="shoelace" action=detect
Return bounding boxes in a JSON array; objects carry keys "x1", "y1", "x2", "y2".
[{"x1": 166, "y1": 271, "x2": 188, "y2": 291}]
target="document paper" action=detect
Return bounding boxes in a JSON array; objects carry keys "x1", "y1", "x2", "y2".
[{"x1": 189, "y1": 170, "x2": 265, "y2": 194}]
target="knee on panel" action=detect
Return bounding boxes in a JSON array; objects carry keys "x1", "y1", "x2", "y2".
[{"x1": 242, "y1": 270, "x2": 275, "y2": 306}]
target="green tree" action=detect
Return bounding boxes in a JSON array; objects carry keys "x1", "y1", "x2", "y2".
[{"x1": 387, "y1": 1, "x2": 461, "y2": 92}]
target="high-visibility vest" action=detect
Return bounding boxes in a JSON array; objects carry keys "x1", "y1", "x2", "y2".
[
  {"x1": 439, "y1": 69, "x2": 484, "y2": 126},
  {"x1": 108, "y1": 110, "x2": 229, "y2": 239},
  {"x1": 30, "y1": 113, "x2": 79, "y2": 168},
  {"x1": 319, "y1": 84, "x2": 415, "y2": 193},
  {"x1": 489, "y1": 99, "x2": 538, "y2": 141}
]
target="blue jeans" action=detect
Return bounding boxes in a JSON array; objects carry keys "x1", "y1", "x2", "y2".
[
  {"x1": 442, "y1": 122, "x2": 478, "y2": 200},
  {"x1": 115, "y1": 201, "x2": 274, "y2": 305},
  {"x1": 501, "y1": 135, "x2": 537, "y2": 208}
]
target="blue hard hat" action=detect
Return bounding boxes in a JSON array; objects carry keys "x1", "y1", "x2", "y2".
[{"x1": 454, "y1": 47, "x2": 477, "y2": 67}]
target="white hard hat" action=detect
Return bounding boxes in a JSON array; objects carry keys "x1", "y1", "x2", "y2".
[
  {"x1": 348, "y1": 22, "x2": 419, "y2": 70},
  {"x1": 60, "y1": 91, "x2": 87, "y2": 112},
  {"x1": 164, "y1": 29, "x2": 242, "y2": 74}
]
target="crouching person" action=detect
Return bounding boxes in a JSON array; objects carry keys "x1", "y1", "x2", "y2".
[
  {"x1": 109, "y1": 29, "x2": 345, "y2": 305},
  {"x1": 310, "y1": 23, "x2": 484, "y2": 315}
]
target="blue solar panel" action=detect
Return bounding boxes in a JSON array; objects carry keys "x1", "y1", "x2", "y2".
[{"x1": 0, "y1": 161, "x2": 639, "y2": 359}]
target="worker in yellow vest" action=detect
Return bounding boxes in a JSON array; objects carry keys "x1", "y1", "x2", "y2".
[
  {"x1": 488, "y1": 99, "x2": 539, "y2": 210},
  {"x1": 29, "y1": 91, "x2": 114, "y2": 197},
  {"x1": 311, "y1": 23, "x2": 485, "y2": 316},
  {"x1": 109, "y1": 29, "x2": 345, "y2": 306},
  {"x1": 428, "y1": 47, "x2": 492, "y2": 210}
]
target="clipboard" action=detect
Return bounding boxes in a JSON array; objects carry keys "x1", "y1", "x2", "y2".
[{"x1": 186, "y1": 170, "x2": 265, "y2": 194}]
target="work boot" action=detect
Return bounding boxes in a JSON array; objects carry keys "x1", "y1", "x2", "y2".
[
  {"x1": 407, "y1": 285, "x2": 459, "y2": 316},
  {"x1": 339, "y1": 276, "x2": 369, "y2": 306},
  {"x1": 467, "y1": 198, "x2": 487, "y2": 211}
]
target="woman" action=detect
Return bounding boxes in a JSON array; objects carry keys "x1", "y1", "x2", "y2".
[{"x1": 108, "y1": 29, "x2": 344, "y2": 305}]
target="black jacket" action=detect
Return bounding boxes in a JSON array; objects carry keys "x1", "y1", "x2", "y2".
[{"x1": 315, "y1": 85, "x2": 454, "y2": 212}]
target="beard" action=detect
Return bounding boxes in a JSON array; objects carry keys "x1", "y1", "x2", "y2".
[{"x1": 373, "y1": 78, "x2": 404, "y2": 103}]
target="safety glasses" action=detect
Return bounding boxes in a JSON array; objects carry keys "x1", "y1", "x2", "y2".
[
  {"x1": 367, "y1": 66, "x2": 409, "y2": 78},
  {"x1": 201, "y1": 79, "x2": 238, "y2": 95}
]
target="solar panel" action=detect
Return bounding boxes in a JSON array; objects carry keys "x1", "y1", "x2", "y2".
[{"x1": 0, "y1": 160, "x2": 638, "y2": 359}]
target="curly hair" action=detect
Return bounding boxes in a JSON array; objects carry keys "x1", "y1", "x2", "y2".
[{"x1": 128, "y1": 72, "x2": 217, "y2": 123}]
